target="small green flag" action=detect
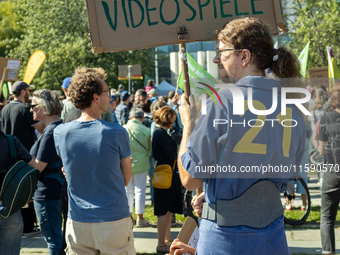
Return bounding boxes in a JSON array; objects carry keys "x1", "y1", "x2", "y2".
[
  {"x1": 144, "y1": 74, "x2": 151, "y2": 87},
  {"x1": 298, "y1": 41, "x2": 310, "y2": 77},
  {"x1": 2, "y1": 82, "x2": 8, "y2": 98},
  {"x1": 177, "y1": 53, "x2": 217, "y2": 100}
]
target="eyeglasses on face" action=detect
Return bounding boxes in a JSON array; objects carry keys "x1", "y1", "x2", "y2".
[
  {"x1": 101, "y1": 90, "x2": 110, "y2": 96},
  {"x1": 215, "y1": 48, "x2": 242, "y2": 58}
]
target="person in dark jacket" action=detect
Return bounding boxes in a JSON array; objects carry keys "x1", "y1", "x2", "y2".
[
  {"x1": 152, "y1": 106, "x2": 183, "y2": 253},
  {"x1": 0, "y1": 131, "x2": 39, "y2": 255}
]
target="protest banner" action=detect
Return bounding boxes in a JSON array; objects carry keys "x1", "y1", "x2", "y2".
[
  {"x1": 86, "y1": 0, "x2": 286, "y2": 53},
  {"x1": 169, "y1": 216, "x2": 199, "y2": 255},
  {"x1": 0, "y1": 58, "x2": 21, "y2": 98},
  {"x1": 308, "y1": 66, "x2": 329, "y2": 88},
  {"x1": 0, "y1": 58, "x2": 21, "y2": 81}
]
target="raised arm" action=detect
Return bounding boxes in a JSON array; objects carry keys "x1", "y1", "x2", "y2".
[{"x1": 178, "y1": 94, "x2": 203, "y2": 191}]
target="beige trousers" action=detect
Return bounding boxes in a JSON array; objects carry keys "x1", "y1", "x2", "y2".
[{"x1": 65, "y1": 217, "x2": 135, "y2": 255}]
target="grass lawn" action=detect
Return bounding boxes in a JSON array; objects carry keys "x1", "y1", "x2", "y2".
[
  {"x1": 131, "y1": 205, "x2": 187, "y2": 226},
  {"x1": 284, "y1": 205, "x2": 340, "y2": 225}
]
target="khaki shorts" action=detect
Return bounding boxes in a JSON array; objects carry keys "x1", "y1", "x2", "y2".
[{"x1": 65, "y1": 217, "x2": 135, "y2": 255}]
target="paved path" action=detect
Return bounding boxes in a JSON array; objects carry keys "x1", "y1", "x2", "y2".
[
  {"x1": 20, "y1": 176, "x2": 339, "y2": 254},
  {"x1": 19, "y1": 227, "x2": 340, "y2": 254}
]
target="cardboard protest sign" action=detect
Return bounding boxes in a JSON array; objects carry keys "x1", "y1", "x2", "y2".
[
  {"x1": 86, "y1": 0, "x2": 286, "y2": 53},
  {"x1": 0, "y1": 58, "x2": 21, "y2": 81},
  {"x1": 169, "y1": 217, "x2": 199, "y2": 255},
  {"x1": 308, "y1": 67, "x2": 329, "y2": 88}
]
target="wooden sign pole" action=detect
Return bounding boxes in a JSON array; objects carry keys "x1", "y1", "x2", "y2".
[
  {"x1": 179, "y1": 43, "x2": 191, "y2": 99},
  {"x1": 177, "y1": 27, "x2": 203, "y2": 199},
  {"x1": 178, "y1": 27, "x2": 190, "y2": 99}
]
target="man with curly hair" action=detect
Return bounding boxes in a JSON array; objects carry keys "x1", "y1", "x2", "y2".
[{"x1": 53, "y1": 67, "x2": 135, "y2": 254}]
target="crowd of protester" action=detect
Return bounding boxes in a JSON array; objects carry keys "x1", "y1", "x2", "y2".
[
  {"x1": 0, "y1": 73, "x2": 184, "y2": 254},
  {"x1": 0, "y1": 64, "x2": 339, "y2": 255}
]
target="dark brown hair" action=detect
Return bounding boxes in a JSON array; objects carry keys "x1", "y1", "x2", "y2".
[
  {"x1": 218, "y1": 17, "x2": 301, "y2": 79},
  {"x1": 146, "y1": 79, "x2": 154, "y2": 87},
  {"x1": 68, "y1": 67, "x2": 106, "y2": 110},
  {"x1": 153, "y1": 106, "x2": 176, "y2": 128}
]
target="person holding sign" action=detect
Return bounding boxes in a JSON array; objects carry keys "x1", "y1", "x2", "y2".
[{"x1": 178, "y1": 17, "x2": 305, "y2": 254}]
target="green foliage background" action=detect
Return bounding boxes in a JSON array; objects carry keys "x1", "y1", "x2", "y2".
[
  {"x1": 283, "y1": 0, "x2": 340, "y2": 72},
  {"x1": 0, "y1": 0, "x2": 154, "y2": 90}
]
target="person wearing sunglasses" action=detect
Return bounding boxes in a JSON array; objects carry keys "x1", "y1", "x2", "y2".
[{"x1": 30, "y1": 89, "x2": 64, "y2": 255}]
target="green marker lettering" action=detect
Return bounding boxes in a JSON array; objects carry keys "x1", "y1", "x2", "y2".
[
  {"x1": 220, "y1": 0, "x2": 232, "y2": 18},
  {"x1": 160, "y1": 0, "x2": 180, "y2": 25},
  {"x1": 145, "y1": 0, "x2": 158, "y2": 26},
  {"x1": 234, "y1": 0, "x2": 249, "y2": 16},
  {"x1": 121, "y1": 0, "x2": 130, "y2": 28},
  {"x1": 213, "y1": 0, "x2": 217, "y2": 19},
  {"x1": 102, "y1": 0, "x2": 117, "y2": 31},
  {"x1": 198, "y1": 0, "x2": 210, "y2": 21},
  {"x1": 183, "y1": 0, "x2": 196, "y2": 22},
  {"x1": 251, "y1": 0, "x2": 263, "y2": 14},
  {"x1": 127, "y1": 0, "x2": 145, "y2": 28}
]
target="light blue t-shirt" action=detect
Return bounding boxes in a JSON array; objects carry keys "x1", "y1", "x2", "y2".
[
  {"x1": 54, "y1": 119, "x2": 131, "y2": 223},
  {"x1": 181, "y1": 77, "x2": 306, "y2": 255}
]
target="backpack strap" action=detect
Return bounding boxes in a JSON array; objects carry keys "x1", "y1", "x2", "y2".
[{"x1": 6, "y1": 135, "x2": 18, "y2": 162}]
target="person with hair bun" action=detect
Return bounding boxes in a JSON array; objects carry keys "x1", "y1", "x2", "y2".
[
  {"x1": 318, "y1": 81, "x2": 340, "y2": 255},
  {"x1": 30, "y1": 89, "x2": 64, "y2": 254},
  {"x1": 177, "y1": 17, "x2": 306, "y2": 255},
  {"x1": 152, "y1": 106, "x2": 183, "y2": 253}
]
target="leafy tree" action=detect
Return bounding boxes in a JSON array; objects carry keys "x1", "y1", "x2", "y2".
[
  {"x1": 283, "y1": 0, "x2": 340, "y2": 69},
  {"x1": 0, "y1": 1, "x2": 23, "y2": 57},
  {"x1": 7, "y1": 0, "x2": 154, "y2": 90}
]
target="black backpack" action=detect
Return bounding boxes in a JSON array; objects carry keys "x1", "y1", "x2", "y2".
[{"x1": 0, "y1": 135, "x2": 39, "y2": 218}]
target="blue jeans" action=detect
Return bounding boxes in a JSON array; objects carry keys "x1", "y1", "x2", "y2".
[
  {"x1": 149, "y1": 154, "x2": 154, "y2": 202},
  {"x1": 0, "y1": 210, "x2": 23, "y2": 255},
  {"x1": 34, "y1": 199, "x2": 63, "y2": 255}
]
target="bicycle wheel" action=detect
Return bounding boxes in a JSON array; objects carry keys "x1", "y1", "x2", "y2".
[{"x1": 282, "y1": 177, "x2": 311, "y2": 226}]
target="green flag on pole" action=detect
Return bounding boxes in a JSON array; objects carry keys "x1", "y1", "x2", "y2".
[
  {"x1": 177, "y1": 53, "x2": 217, "y2": 100},
  {"x1": 326, "y1": 46, "x2": 340, "y2": 91},
  {"x1": 298, "y1": 41, "x2": 310, "y2": 77}
]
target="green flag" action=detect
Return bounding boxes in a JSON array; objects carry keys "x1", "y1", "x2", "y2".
[
  {"x1": 2, "y1": 82, "x2": 8, "y2": 98},
  {"x1": 177, "y1": 53, "x2": 217, "y2": 100},
  {"x1": 298, "y1": 41, "x2": 310, "y2": 77},
  {"x1": 144, "y1": 74, "x2": 151, "y2": 87}
]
